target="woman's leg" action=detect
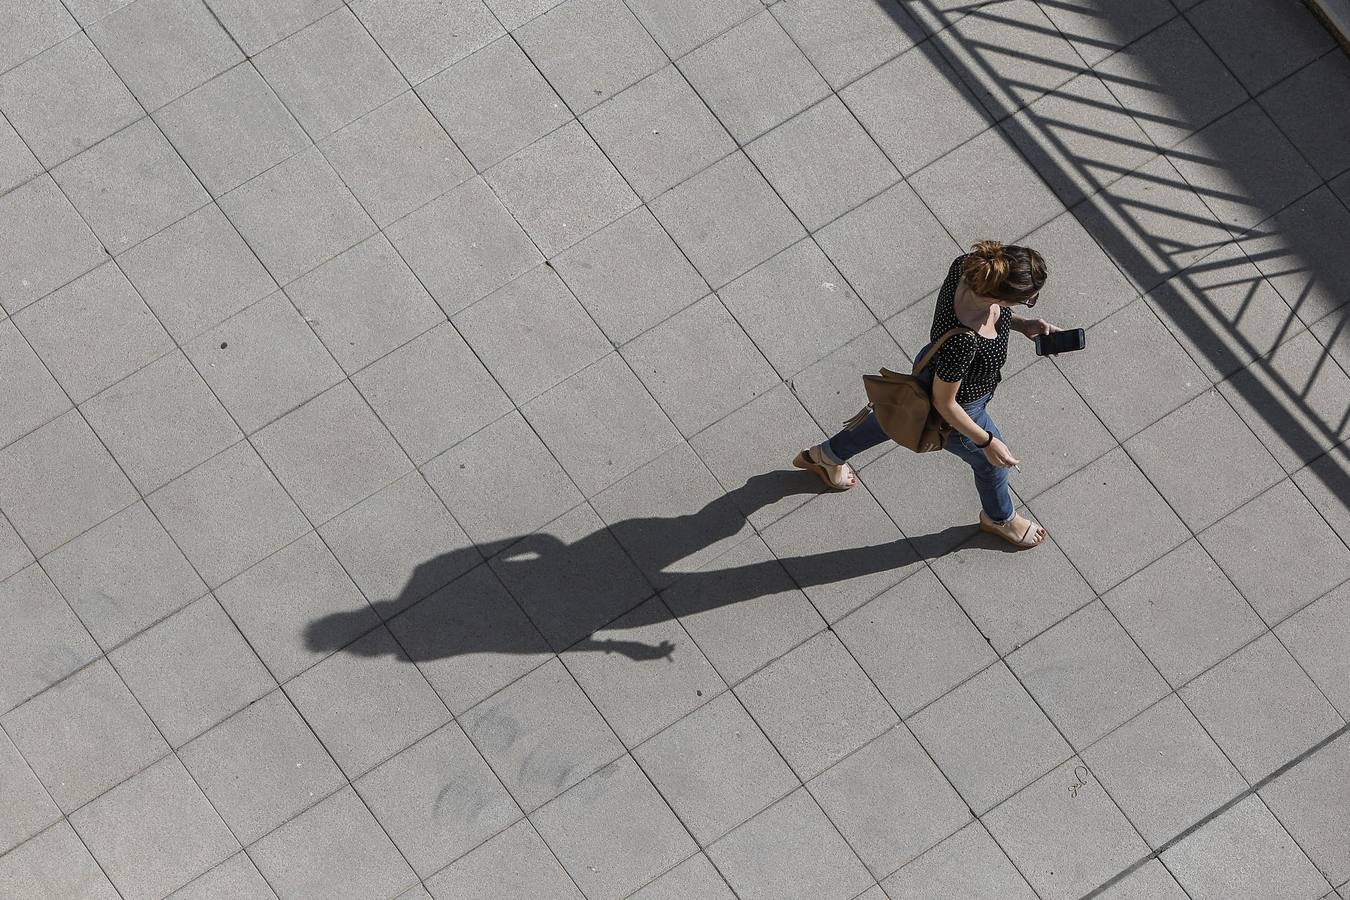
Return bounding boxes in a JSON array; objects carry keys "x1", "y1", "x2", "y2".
[
  {"x1": 943, "y1": 402, "x2": 1015, "y2": 523},
  {"x1": 819, "y1": 411, "x2": 891, "y2": 465}
]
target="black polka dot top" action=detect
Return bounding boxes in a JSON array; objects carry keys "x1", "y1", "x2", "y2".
[{"x1": 928, "y1": 255, "x2": 1011, "y2": 405}]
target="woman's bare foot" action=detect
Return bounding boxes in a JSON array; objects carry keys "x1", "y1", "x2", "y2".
[
  {"x1": 792, "y1": 445, "x2": 856, "y2": 490},
  {"x1": 979, "y1": 510, "x2": 1046, "y2": 549}
]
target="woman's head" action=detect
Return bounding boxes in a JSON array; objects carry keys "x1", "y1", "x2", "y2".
[{"x1": 962, "y1": 241, "x2": 1047, "y2": 306}]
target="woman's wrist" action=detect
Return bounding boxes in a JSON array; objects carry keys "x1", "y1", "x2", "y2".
[{"x1": 975, "y1": 431, "x2": 994, "y2": 448}]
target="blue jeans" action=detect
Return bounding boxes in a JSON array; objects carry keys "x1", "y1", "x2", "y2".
[{"x1": 821, "y1": 391, "x2": 1014, "y2": 523}]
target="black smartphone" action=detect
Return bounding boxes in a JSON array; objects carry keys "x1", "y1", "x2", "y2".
[{"x1": 1035, "y1": 328, "x2": 1086, "y2": 356}]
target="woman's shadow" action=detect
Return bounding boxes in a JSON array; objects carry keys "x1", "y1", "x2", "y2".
[{"x1": 305, "y1": 469, "x2": 999, "y2": 663}]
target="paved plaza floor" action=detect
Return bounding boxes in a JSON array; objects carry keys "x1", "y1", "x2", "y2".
[{"x1": 2, "y1": 0, "x2": 1350, "y2": 897}]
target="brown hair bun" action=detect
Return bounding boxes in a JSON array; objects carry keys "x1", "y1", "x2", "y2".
[
  {"x1": 962, "y1": 241, "x2": 1047, "y2": 302},
  {"x1": 963, "y1": 241, "x2": 1011, "y2": 295}
]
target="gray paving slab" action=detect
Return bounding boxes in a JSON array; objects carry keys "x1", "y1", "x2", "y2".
[
  {"x1": 840, "y1": 42, "x2": 989, "y2": 179},
  {"x1": 253, "y1": 381, "x2": 411, "y2": 524},
  {"x1": 318, "y1": 92, "x2": 473, "y2": 229},
  {"x1": 1093, "y1": 858, "x2": 1189, "y2": 900},
  {"x1": 70, "y1": 754, "x2": 238, "y2": 899},
  {"x1": 485, "y1": 120, "x2": 638, "y2": 256},
  {"x1": 789, "y1": 325, "x2": 908, "y2": 449},
  {"x1": 153, "y1": 63, "x2": 311, "y2": 198},
  {"x1": 351, "y1": 320, "x2": 509, "y2": 464},
  {"x1": 882, "y1": 820, "x2": 1037, "y2": 900},
  {"x1": 1180, "y1": 632, "x2": 1342, "y2": 782},
  {"x1": 214, "y1": 530, "x2": 374, "y2": 682},
  {"x1": 487, "y1": 500, "x2": 655, "y2": 648},
  {"x1": 661, "y1": 534, "x2": 825, "y2": 684},
  {"x1": 82, "y1": 350, "x2": 241, "y2": 494},
  {"x1": 1277, "y1": 580, "x2": 1350, "y2": 719},
  {"x1": 591, "y1": 442, "x2": 754, "y2": 589},
  {"x1": 0, "y1": 107, "x2": 41, "y2": 195},
  {"x1": 118, "y1": 202, "x2": 278, "y2": 343},
  {"x1": 628, "y1": 0, "x2": 759, "y2": 59},
  {"x1": 735, "y1": 631, "x2": 898, "y2": 780},
  {"x1": 678, "y1": 10, "x2": 829, "y2": 143},
  {"x1": 420, "y1": 410, "x2": 582, "y2": 546},
  {"x1": 454, "y1": 264, "x2": 610, "y2": 405},
  {"x1": 2, "y1": 658, "x2": 167, "y2": 812},
  {"x1": 1239, "y1": 187, "x2": 1350, "y2": 331},
  {"x1": 1200, "y1": 479, "x2": 1350, "y2": 623},
  {"x1": 650, "y1": 150, "x2": 805, "y2": 290},
  {"x1": 982, "y1": 756, "x2": 1150, "y2": 900},
  {"x1": 0, "y1": 515, "x2": 30, "y2": 584},
  {"x1": 632, "y1": 689, "x2": 796, "y2": 845},
  {"x1": 834, "y1": 568, "x2": 994, "y2": 718},
  {"x1": 552, "y1": 205, "x2": 708, "y2": 344},
  {"x1": 15, "y1": 262, "x2": 172, "y2": 404},
  {"x1": 622, "y1": 294, "x2": 779, "y2": 436},
  {"x1": 350, "y1": 0, "x2": 501, "y2": 86},
  {"x1": 109, "y1": 594, "x2": 274, "y2": 747},
  {"x1": 319, "y1": 472, "x2": 476, "y2": 613},
  {"x1": 1102, "y1": 539, "x2": 1266, "y2": 688},
  {"x1": 531, "y1": 755, "x2": 695, "y2": 898},
  {"x1": 0, "y1": 0, "x2": 78, "y2": 74},
  {"x1": 419, "y1": 36, "x2": 571, "y2": 173},
  {"x1": 1188, "y1": 0, "x2": 1334, "y2": 95},
  {"x1": 1161, "y1": 794, "x2": 1331, "y2": 900},
  {"x1": 0, "y1": 724, "x2": 59, "y2": 856},
  {"x1": 0, "y1": 174, "x2": 105, "y2": 316},
  {"x1": 1008, "y1": 600, "x2": 1170, "y2": 748},
  {"x1": 1093, "y1": 16, "x2": 1246, "y2": 149},
  {"x1": 219, "y1": 146, "x2": 376, "y2": 287},
  {"x1": 0, "y1": 34, "x2": 141, "y2": 168},
  {"x1": 909, "y1": 124, "x2": 1065, "y2": 246},
  {"x1": 1084, "y1": 694, "x2": 1246, "y2": 848},
  {"x1": 284, "y1": 625, "x2": 449, "y2": 779},
  {"x1": 1261, "y1": 730, "x2": 1350, "y2": 887},
  {"x1": 87, "y1": 0, "x2": 240, "y2": 113},
  {"x1": 0, "y1": 821, "x2": 119, "y2": 900},
  {"x1": 808, "y1": 724, "x2": 970, "y2": 878},
  {"x1": 169, "y1": 853, "x2": 276, "y2": 900},
  {"x1": 516, "y1": 0, "x2": 666, "y2": 115},
  {"x1": 424, "y1": 819, "x2": 581, "y2": 898},
  {"x1": 563, "y1": 598, "x2": 724, "y2": 746},
  {"x1": 147, "y1": 440, "x2": 309, "y2": 588},
  {"x1": 384, "y1": 175, "x2": 542, "y2": 316},
  {"x1": 248, "y1": 785, "x2": 417, "y2": 900},
  {"x1": 718, "y1": 238, "x2": 874, "y2": 378},
  {"x1": 0, "y1": 318, "x2": 69, "y2": 450},
  {"x1": 1001, "y1": 72, "x2": 1158, "y2": 210},
  {"x1": 0, "y1": 564, "x2": 99, "y2": 714},
  {"x1": 286, "y1": 234, "x2": 443, "y2": 374},
  {"x1": 1258, "y1": 52, "x2": 1350, "y2": 181},
  {"x1": 460, "y1": 656, "x2": 623, "y2": 811},
  {"x1": 179, "y1": 688, "x2": 344, "y2": 845},
  {"x1": 1038, "y1": 0, "x2": 1176, "y2": 67},
  {"x1": 707, "y1": 787, "x2": 872, "y2": 900},
  {"x1": 354, "y1": 721, "x2": 520, "y2": 878},
  {"x1": 0, "y1": 409, "x2": 137, "y2": 557},
  {"x1": 908, "y1": 661, "x2": 1071, "y2": 814},
  {"x1": 747, "y1": 95, "x2": 899, "y2": 232},
  {"x1": 771, "y1": 0, "x2": 922, "y2": 89},
  {"x1": 629, "y1": 852, "x2": 735, "y2": 900},
  {"x1": 53, "y1": 117, "x2": 208, "y2": 253}
]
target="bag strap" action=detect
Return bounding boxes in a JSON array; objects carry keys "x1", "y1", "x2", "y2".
[{"x1": 911, "y1": 326, "x2": 973, "y2": 376}]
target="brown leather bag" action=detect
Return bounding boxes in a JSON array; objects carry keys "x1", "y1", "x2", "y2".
[{"x1": 841, "y1": 326, "x2": 971, "y2": 453}]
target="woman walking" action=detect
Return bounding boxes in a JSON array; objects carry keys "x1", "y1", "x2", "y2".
[{"x1": 795, "y1": 241, "x2": 1056, "y2": 550}]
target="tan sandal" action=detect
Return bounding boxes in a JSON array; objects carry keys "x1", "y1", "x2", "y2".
[
  {"x1": 793, "y1": 445, "x2": 856, "y2": 491},
  {"x1": 979, "y1": 511, "x2": 1046, "y2": 549}
]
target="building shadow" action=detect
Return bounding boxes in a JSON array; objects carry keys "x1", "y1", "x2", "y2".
[{"x1": 306, "y1": 469, "x2": 994, "y2": 663}]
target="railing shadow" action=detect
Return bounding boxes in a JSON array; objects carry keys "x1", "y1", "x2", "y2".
[{"x1": 894, "y1": 0, "x2": 1349, "y2": 507}]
